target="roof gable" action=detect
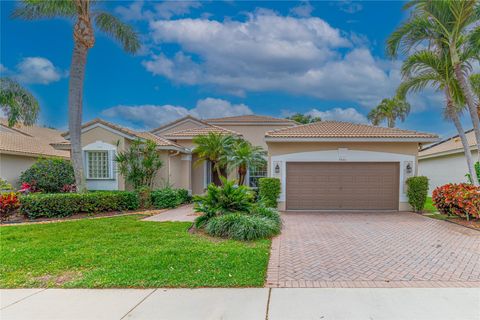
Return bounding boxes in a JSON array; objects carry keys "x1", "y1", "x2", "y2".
[
  {"x1": 419, "y1": 130, "x2": 476, "y2": 158},
  {"x1": 164, "y1": 124, "x2": 242, "y2": 139},
  {"x1": 150, "y1": 115, "x2": 210, "y2": 135}
]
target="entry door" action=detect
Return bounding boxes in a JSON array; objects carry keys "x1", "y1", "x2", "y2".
[{"x1": 286, "y1": 162, "x2": 399, "y2": 210}]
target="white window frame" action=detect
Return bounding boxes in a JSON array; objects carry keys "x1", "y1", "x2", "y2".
[
  {"x1": 83, "y1": 141, "x2": 116, "y2": 180},
  {"x1": 247, "y1": 161, "x2": 268, "y2": 188},
  {"x1": 86, "y1": 150, "x2": 111, "y2": 180}
]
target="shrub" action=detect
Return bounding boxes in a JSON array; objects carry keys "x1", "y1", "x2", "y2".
[
  {"x1": 151, "y1": 188, "x2": 191, "y2": 209},
  {"x1": 19, "y1": 158, "x2": 74, "y2": 193},
  {"x1": 249, "y1": 203, "x2": 282, "y2": 227},
  {"x1": 406, "y1": 176, "x2": 429, "y2": 212},
  {"x1": 0, "y1": 192, "x2": 20, "y2": 221},
  {"x1": 432, "y1": 183, "x2": 480, "y2": 220},
  {"x1": 258, "y1": 178, "x2": 281, "y2": 208},
  {"x1": 20, "y1": 191, "x2": 139, "y2": 219},
  {"x1": 205, "y1": 213, "x2": 281, "y2": 241},
  {"x1": 193, "y1": 178, "x2": 255, "y2": 219},
  {"x1": 0, "y1": 178, "x2": 13, "y2": 192}
]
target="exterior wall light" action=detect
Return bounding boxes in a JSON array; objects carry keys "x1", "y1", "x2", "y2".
[
  {"x1": 275, "y1": 164, "x2": 280, "y2": 174},
  {"x1": 406, "y1": 163, "x2": 412, "y2": 174}
]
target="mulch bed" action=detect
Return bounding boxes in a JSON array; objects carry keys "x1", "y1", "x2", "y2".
[
  {"x1": 447, "y1": 217, "x2": 480, "y2": 231},
  {"x1": 0, "y1": 209, "x2": 166, "y2": 226}
]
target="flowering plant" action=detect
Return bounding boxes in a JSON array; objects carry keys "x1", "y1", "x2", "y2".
[
  {"x1": 0, "y1": 192, "x2": 20, "y2": 220},
  {"x1": 432, "y1": 183, "x2": 480, "y2": 220}
]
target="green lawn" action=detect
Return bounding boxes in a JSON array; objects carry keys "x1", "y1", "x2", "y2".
[
  {"x1": 424, "y1": 197, "x2": 437, "y2": 213},
  {"x1": 0, "y1": 216, "x2": 271, "y2": 288}
]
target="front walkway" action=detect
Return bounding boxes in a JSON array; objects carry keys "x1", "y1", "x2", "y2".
[
  {"x1": 1, "y1": 288, "x2": 479, "y2": 319},
  {"x1": 143, "y1": 205, "x2": 197, "y2": 222},
  {"x1": 267, "y1": 211, "x2": 480, "y2": 288}
]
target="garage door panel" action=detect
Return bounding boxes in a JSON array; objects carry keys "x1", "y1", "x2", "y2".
[{"x1": 286, "y1": 162, "x2": 399, "y2": 210}]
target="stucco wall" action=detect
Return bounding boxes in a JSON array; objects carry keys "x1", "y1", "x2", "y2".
[
  {"x1": 419, "y1": 151, "x2": 476, "y2": 195},
  {"x1": 0, "y1": 153, "x2": 37, "y2": 187},
  {"x1": 218, "y1": 124, "x2": 295, "y2": 149},
  {"x1": 268, "y1": 141, "x2": 420, "y2": 211}
]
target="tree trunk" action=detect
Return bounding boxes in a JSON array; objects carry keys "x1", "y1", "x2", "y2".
[
  {"x1": 68, "y1": 42, "x2": 89, "y2": 192},
  {"x1": 451, "y1": 112, "x2": 478, "y2": 185},
  {"x1": 454, "y1": 65, "x2": 480, "y2": 163},
  {"x1": 238, "y1": 165, "x2": 247, "y2": 185}
]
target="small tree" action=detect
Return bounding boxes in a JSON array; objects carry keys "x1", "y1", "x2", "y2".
[
  {"x1": 20, "y1": 158, "x2": 74, "y2": 193},
  {"x1": 115, "y1": 139, "x2": 163, "y2": 190}
]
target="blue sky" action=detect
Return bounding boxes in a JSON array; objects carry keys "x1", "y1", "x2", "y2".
[{"x1": 0, "y1": 0, "x2": 469, "y2": 137}]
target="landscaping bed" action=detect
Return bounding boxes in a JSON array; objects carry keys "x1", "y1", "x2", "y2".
[{"x1": 0, "y1": 215, "x2": 271, "y2": 288}]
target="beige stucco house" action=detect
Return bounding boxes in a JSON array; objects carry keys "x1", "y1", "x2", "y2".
[
  {"x1": 56, "y1": 115, "x2": 437, "y2": 211},
  {"x1": 0, "y1": 119, "x2": 70, "y2": 187},
  {"x1": 419, "y1": 130, "x2": 477, "y2": 195}
]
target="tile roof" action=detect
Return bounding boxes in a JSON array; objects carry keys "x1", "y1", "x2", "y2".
[
  {"x1": 63, "y1": 118, "x2": 184, "y2": 149},
  {"x1": 164, "y1": 125, "x2": 242, "y2": 138},
  {"x1": 150, "y1": 115, "x2": 211, "y2": 133},
  {"x1": 265, "y1": 121, "x2": 438, "y2": 140},
  {"x1": 206, "y1": 114, "x2": 296, "y2": 124},
  {"x1": 419, "y1": 130, "x2": 476, "y2": 158},
  {"x1": 0, "y1": 119, "x2": 70, "y2": 158}
]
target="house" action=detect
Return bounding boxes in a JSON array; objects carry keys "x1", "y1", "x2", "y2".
[
  {"x1": 418, "y1": 130, "x2": 477, "y2": 195},
  {"x1": 58, "y1": 115, "x2": 437, "y2": 211},
  {"x1": 0, "y1": 119, "x2": 70, "y2": 187}
]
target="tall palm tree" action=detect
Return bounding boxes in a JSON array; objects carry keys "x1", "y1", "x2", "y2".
[
  {"x1": 0, "y1": 77, "x2": 39, "y2": 126},
  {"x1": 471, "y1": 74, "x2": 480, "y2": 99},
  {"x1": 193, "y1": 132, "x2": 236, "y2": 186},
  {"x1": 387, "y1": 0, "x2": 480, "y2": 162},
  {"x1": 367, "y1": 97, "x2": 411, "y2": 128},
  {"x1": 225, "y1": 139, "x2": 267, "y2": 186},
  {"x1": 13, "y1": 0, "x2": 140, "y2": 192},
  {"x1": 397, "y1": 49, "x2": 478, "y2": 184}
]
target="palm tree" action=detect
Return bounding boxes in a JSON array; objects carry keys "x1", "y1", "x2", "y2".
[
  {"x1": 193, "y1": 132, "x2": 236, "y2": 186},
  {"x1": 0, "y1": 77, "x2": 39, "y2": 127},
  {"x1": 387, "y1": 0, "x2": 480, "y2": 162},
  {"x1": 226, "y1": 139, "x2": 267, "y2": 185},
  {"x1": 471, "y1": 74, "x2": 480, "y2": 99},
  {"x1": 367, "y1": 97, "x2": 411, "y2": 128},
  {"x1": 286, "y1": 113, "x2": 321, "y2": 124},
  {"x1": 397, "y1": 49, "x2": 478, "y2": 184},
  {"x1": 13, "y1": 0, "x2": 140, "y2": 192}
]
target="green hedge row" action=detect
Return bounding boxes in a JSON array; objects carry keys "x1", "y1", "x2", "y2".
[
  {"x1": 20, "y1": 188, "x2": 191, "y2": 219},
  {"x1": 20, "y1": 191, "x2": 140, "y2": 219},
  {"x1": 151, "y1": 188, "x2": 191, "y2": 209}
]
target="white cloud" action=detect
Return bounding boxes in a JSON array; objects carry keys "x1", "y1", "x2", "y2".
[
  {"x1": 142, "y1": 11, "x2": 419, "y2": 107},
  {"x1": 14, "y1": 57, "x2": 65, "y2": 84},
  {"x1": 101, "y1": 97, "x2": 252, "y2": 129},
  {"x1": 306, "y1": 107, "x2": 368, "y2": 123},
  {"x1": 290, "y1": 1, "x2": 314, "y2": 17},
  {"x1": 336, "y1": 1, "x2": 363, "y2": 14},
  {"x1": 115, "y1": 0, "x2": 201, "y2": 21},
  {"x1": 0, "y1": 63, "x2": 7, "y2": 73}
]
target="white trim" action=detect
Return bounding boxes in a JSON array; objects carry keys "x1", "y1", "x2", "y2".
[
  {"x1": 152, "y1": 118, "x2": 207, "y2": 135},
  {"x1": 64, "y1": 123, "x2": 136, "y2": 140},
  {"x1": 270, "y1": 149, "x2": 416, "y2": 204},
  {"x1": 265, "y1": 137, "x2": 438, "y2": 143},
  {"x1": 82, "y1": 141, "x2": 118, "y2": 190}
]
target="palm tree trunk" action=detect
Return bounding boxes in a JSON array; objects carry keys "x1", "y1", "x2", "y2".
[
  {"x1": 451, "y1": 112, "x2": 478, "y2": 185},
  {"x1": 68, "y1": 42, "x2": 89, "y2": 192},
  {"x1": 454, "y1": 65, "x2": 480, "y2": 163}
]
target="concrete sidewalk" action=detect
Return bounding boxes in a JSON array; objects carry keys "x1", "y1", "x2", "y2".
[{"x1": 1, "y1": 288, "x2": 479, "y2": 320}]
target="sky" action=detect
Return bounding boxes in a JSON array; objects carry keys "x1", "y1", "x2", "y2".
[{"x1": 0, "y1": 0, "x2": 473, "y2": 137}]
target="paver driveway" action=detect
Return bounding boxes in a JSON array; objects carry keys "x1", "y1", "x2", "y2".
[{"x1": 266, "y1": 211, "x2": 480, "y2": 288}]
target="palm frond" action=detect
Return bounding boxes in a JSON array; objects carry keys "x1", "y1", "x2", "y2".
[
  {"x1": 0, "y1": 77, "x2": 39, "y2": 126},
  {"x1": 93, "y1": 12, "x2": 140, "y2": 54},
  {"x1": 12, "y1": 0, "x2": 77, "y2": 20}
]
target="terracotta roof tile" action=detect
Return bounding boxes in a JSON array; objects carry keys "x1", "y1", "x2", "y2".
[
  {"x1": 164, "y1": 125, "x2": 242, "y2": 138},
  {"x1": 265, "y1": 121, "x2": 438, "y2": 140},
  {"x1": 0, "y1": 119, "x2": 70, "y2": 158},
  {"x1": 206, "y1": 114, "x2": 296, "y2": 124},
  {"x1": 419, "y1": 130, "x2": 476, "y2": 157}
]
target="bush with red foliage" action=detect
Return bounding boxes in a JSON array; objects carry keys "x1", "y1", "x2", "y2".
[
  {"x1": 18, "y1": 181, "x2": 39, "y2": 195},
  {"x1": 432, "y1": 183, "x2": 480, "y2": 219},
  {"x1": 0, "y1": 192, "x2": 20, "y2": 221}
]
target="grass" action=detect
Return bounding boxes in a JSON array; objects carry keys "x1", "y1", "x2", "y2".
[
  {"x1": 0, "y1": 215, "x2": 271, "y2": 288},
  {"x1": 422, "y1": 197, "x2": 451, "y2": 220},
  {"x1": 423, "y1": 197, "x2": 437, "y2": 213}
]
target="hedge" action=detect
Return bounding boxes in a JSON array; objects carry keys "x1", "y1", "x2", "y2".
[
  {"x1": 406, "y1": 176, "x2": 429, "y2": 212},
  {"x1": 19, "y1": 158, "x2": 74, "y2": 193},
  {"x1": 20, "y1": 191, "x2": 139, "y2": 219},
  {"x1": 151, "y1": 188, "x2": 191, "y2": 209},
  {"x1": 258, "y1": 178, "x2": 281, "y2": 208}
]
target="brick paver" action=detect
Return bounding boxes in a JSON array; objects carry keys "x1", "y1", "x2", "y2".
[{"x1": 266, "y1": 211, "x2": 480, "y2": 288}]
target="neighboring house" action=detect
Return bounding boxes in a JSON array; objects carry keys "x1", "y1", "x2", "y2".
[
  {"x1": 0, "y1": 119, "x2": 70, "y2": 187},
  {"x1": 419, "y1": 130, "x2": 477, "y2": 195},
  {"x1": 58, "y1": 115, "x2": 437, "y2": 211}
]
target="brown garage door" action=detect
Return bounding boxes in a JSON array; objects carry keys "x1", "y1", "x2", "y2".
[{"x1": 286, "y1": 162, "x2": 399, "y2": 210}]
